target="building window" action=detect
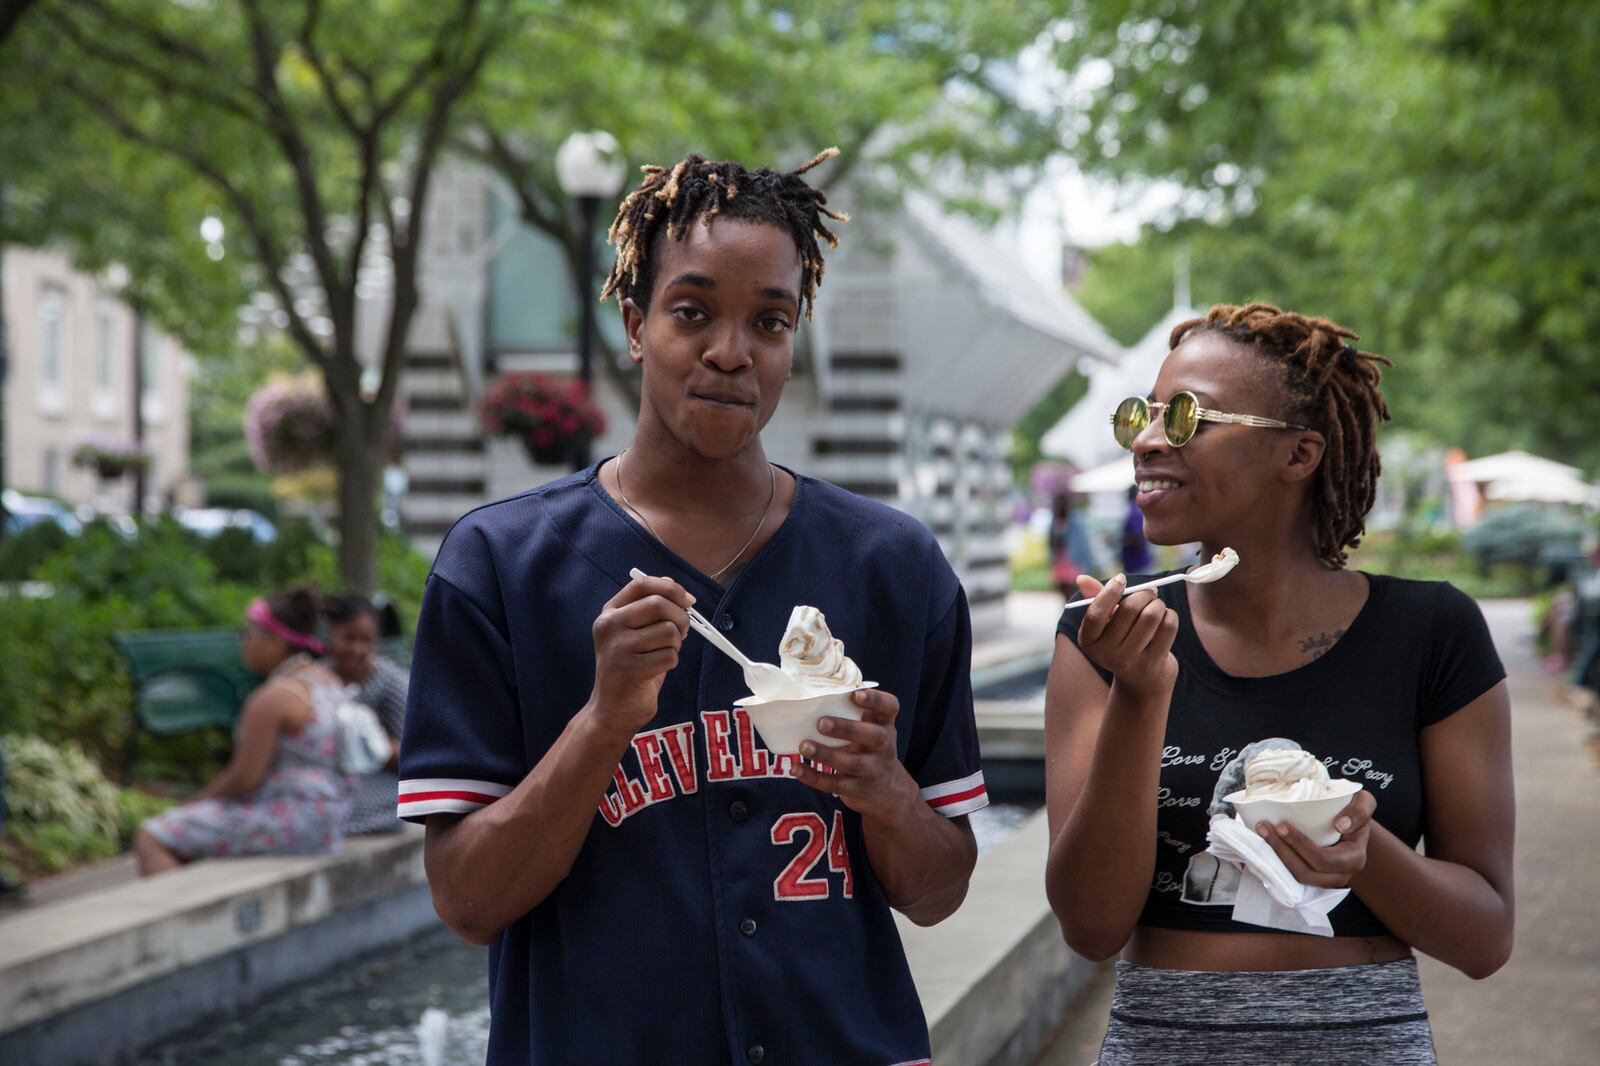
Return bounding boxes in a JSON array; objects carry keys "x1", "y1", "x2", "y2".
[
  {"x1": 140, "y1": 321, "x2": 160, "y2": 395},
  {"x1": 95, "y1": 306, "x2": 114, "y2": 390},
  {"x1": 40, "y1": 287, "x2": 67, "y2": 386},
  {"x1": 43, "y1": 448, "x2": 61, "y2": 494}
]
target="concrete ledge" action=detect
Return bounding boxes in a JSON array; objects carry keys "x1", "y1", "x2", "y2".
[
  {"x1": 971, "y1": 641, "x2": 1053, "y2": 687},
  {"x1": 0, "y1": 827, "x2": 427, "y2": 1045},
  {"x1": 976, "y1": 699, "x2": 1046, "y2": 760},
  {"x1": 1, "y1": 811, "x2": 1093, "y2": 1066},
  {"x1": 901, "y1": 809, "x2": 1103, "y2": 1066},
  {"x1": 0, "y1": 883, "x2": 439, "y2": 1066}
]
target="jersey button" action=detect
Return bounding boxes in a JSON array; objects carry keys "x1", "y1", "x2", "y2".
[
  {"x1": 729, "y1": 801, "x2": 749, "y2": 822},
  {"x1": 739, "y1": 917, "x2": 758, "y2": 937},
  {"x1": 717, "y1": 612, "x2": 736, "y2": 631},
  {"x1": 746, "y1": 1045, "x2": 765, "y2": 1064}
]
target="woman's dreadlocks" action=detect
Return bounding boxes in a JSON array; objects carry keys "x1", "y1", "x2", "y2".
[
  {"x1": 600, "y1": 148, "x2": 848, "y2": 321},
  {"x1": 1170, "y1": 303, "x2": 1394, "y2": 568}
]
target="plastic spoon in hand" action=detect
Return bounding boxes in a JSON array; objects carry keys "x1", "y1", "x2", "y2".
[
  {"x1": 1060, "y1": 547, "x2": 1241, "y2": 611},
  {"x1": 627, "y1": 568, "x2": 808, "y2": 700}
]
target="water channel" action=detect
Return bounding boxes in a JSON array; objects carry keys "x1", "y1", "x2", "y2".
[{"x1": 138, "y1": 802, "x2": 1040, "y2": 1066}]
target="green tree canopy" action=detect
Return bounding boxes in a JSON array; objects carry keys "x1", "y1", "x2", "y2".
[
  {"x1": 1054, "y1": 0, "x2": 1600, "y2": 471},
  {"x1": 4, "y1": 0, "x2": 1078, "y2": 577}
]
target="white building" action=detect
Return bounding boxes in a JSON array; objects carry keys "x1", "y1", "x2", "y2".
[
  {"x1": 389, "y1": 165, "x2": 1120, "y2": 633},
  {"x1": 0, "y1": 247, "x2": 192, "y2": 515}
]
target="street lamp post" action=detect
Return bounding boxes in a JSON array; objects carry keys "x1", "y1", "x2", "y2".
[{"x1": 555, "y1": 130, "x2": 626, "y2": 471}]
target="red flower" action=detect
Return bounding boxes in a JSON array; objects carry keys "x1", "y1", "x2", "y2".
[{"x1": 478, "y1": 371, "x2": 607, "y2": 454}]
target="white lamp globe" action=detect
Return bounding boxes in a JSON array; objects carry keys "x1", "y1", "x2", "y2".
[{"x1": 555, "y1": 130, "x2": 627, "y2": 199}]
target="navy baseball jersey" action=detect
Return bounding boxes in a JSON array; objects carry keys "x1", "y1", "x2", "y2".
[{"x1": 398, "y1": 463, "x2": 987, "y2": 1065}]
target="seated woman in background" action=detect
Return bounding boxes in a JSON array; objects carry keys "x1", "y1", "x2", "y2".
[
  {"x1": 321, "y1": 594, "x2": 409, "y2": 835},
  {"x1": 134, "y1": 587, "x2": 351, "y2": 875}
]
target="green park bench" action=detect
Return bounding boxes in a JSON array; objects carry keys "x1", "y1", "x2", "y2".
[{"x1": 112, "y1": 628, "x2": 411, "y2": 775}]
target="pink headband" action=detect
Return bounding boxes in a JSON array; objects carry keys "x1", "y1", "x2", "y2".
[{"x1": 247, "y1": 599, "x2": 327, "y2": 656}]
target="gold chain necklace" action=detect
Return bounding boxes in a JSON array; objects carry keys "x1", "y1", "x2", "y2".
[{"x1": 616, "y1": 449, "x2": 776, "y2": 583}]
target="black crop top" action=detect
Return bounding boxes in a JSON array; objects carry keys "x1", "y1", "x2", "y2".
[{"x1": 1056, "y1": 572, "x2": 1505, "y2": 938}]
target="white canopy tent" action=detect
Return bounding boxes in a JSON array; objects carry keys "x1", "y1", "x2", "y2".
[{"x1": 1448, "y1": 450, "x2": 1599, "y2": 507}]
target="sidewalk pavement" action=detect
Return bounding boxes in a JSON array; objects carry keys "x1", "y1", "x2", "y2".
[{"x1": 1037, "y1": 597, "x2": 1600, "y2": 1065}]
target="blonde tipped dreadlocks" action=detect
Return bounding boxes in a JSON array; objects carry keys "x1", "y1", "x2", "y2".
[
  {"x1": 601, "y1": 148, "x2": 848, "y2": 321},
  {"x1": 1169, "y1": 303, "x2": 1394, "y2": 569}
]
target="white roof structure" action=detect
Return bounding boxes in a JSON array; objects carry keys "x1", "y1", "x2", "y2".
[
  {"x1": 1448, "y1": 450, "x2": 1599, "y2": 506},
  {"x1": 1040, "y1": 304, "x2": 1200, "y2": 467},
  {"x1": 892, "y1": 193, "x2": 1121, "y2": 425}
]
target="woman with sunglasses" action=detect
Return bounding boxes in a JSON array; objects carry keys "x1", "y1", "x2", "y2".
[{"x1": 1044, "y1": 304, "x2": 1513, "y2": 1064}]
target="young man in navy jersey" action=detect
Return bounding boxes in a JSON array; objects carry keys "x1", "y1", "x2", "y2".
[{"x1": 398, "y1": 150, "x2": 987, "y2": 1065}]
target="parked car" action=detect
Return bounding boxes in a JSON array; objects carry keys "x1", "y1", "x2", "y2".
[
  {"x1": 171, "y1": 507, "x2": 278, "y2": 544},
  {"x1": 1, "y1": 489, "x2": 83, "y2": 536}
]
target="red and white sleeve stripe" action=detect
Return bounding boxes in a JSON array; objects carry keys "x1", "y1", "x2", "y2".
[
  {"x1": 920, "y1": 770, "x2": 988, "y2": 818},
  {"x1": 397, "y1": 777, "x2": 513, "y2": 821}
]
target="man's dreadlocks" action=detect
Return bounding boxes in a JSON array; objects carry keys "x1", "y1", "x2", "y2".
[
  {"x1": 1170, "y1": 303, "x2": 1394, "y2": 568},
  {"x1": 600, "y1": 148, "x2": 848, "y2": 321}
]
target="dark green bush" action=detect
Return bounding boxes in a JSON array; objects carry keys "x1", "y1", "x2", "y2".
[
  {"x1": 201, "y1": 526, "x2": 269, "y2": 584},
  {"x1": 0, "y1": 522, "x2": 250, "y2": 768},
  {"x1": 260, "y1": 515, "x2": 324, "y2": 589},
  {"x1": 0, "y1": 520, "x2": 72, "y2": 580},
  {"x1": 0, "y1": 515, "x2": 428, "y2": 775}
]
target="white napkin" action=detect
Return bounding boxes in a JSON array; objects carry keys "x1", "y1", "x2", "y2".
[{"x1": 1205, "y1": 813, "x2": 1349, "y2": 937}]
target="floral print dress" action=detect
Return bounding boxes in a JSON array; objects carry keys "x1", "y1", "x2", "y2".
[{"x1": 143, "y1": 669, "x2": 352, "y2": 859}]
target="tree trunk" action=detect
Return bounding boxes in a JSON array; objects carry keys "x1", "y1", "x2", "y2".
[{"x1": 333, "y1": 392, "x2": 382, "y2": 594}]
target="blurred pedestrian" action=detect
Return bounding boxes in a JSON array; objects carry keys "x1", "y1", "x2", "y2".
[
  {"x1": 134, "y1": 586, "x2": 351, "y2": 875},
  {"x1": 321, "y1": 594, "x2": 409, "y2": 835},
  {"x1": 1048, "y1": 493, "x2": 1097, "y2": 596},
  {"x1": 1120, "y1": 484, "x2": 1153, "y2": 574}
]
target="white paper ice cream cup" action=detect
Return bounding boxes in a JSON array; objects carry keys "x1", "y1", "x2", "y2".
[
  {"x1": 1224, "y1": 778, "x2": 1364, "y2": 847},
  {"x1": 733, "y1": 682, "x2": 878, "y2": 755}
]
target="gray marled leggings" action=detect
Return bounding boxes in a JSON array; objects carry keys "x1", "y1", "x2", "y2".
[{"x1": 1097, "y1": 958, "x2": 1436, "y2": 1065}]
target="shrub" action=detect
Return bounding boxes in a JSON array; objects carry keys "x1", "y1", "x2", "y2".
[
  {"x1": 202, "y1": 526, "x2": 269, "y2": 584},
  {"x1": 0, "y1": 522, "x2": 249, "y2": 766},
  {"x1": 260, "y1": 515, "x2": 324, "y2": 589},
  {"x1": 0, "y1": 520, "x2": 71, "y2": 580},
  {"x1": 0, "y1": 514, "x2": 430, "y2": 777},
  {"x1": 1, "y1": 734, "x2": 122, "y2": 874}
]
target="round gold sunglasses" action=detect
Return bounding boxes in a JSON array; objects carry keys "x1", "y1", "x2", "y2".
[{"x1": 1110, "y1": 392, "x2": 1314, "y2": 449}]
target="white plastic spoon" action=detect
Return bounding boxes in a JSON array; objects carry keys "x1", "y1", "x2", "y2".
[
  {"x1": 627, "y1": 568, "x2": 809, "y2": 700},
  {"x1": 1060, "y1": 547, "x2": 1241, "y2": 611}
]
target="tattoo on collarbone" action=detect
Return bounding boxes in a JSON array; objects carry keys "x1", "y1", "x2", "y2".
[{"x1": 1299, "y1": 628, "x2": 1347, "y2": 660}]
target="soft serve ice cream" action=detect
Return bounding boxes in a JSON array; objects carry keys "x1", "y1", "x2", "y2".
[
  {"x1": 1241, "y1": 748, "x2": 1336, "y2": 802},
  {"x1": 777, "y1": 606, "x2": 863, "y2": 694},
  {"x1": 1189, "y1": 546, "x2": 1241, "y2": 583}
]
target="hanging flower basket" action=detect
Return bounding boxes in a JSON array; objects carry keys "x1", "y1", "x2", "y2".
[
  {"x1": 72, "y1": 438, "x2": 151, "y2": 480},
  {"x1": 479, "y1": 373, "x2": 606, "y2": 467},
  {"x1": 244, "y1": 377, "x2": 404, "y2": 475}
]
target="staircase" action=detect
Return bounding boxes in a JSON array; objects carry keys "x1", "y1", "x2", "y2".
[{"x1": 398, "y1": 350, "x2": 486, "y2": 559}]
